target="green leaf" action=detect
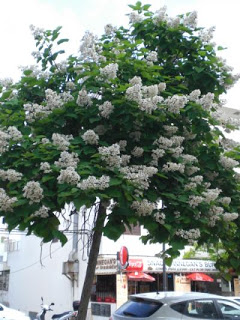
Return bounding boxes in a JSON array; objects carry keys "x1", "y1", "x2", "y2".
[
  {"x1": 57, "y1": 38, "x2": 69, "y2": 45},
  {"x1": 109, "y1": 178, "x2": 122, "y2": 186}
]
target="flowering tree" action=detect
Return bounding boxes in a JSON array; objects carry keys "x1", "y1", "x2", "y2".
[{"x1": 1, "y1": 2, "x2": 240, "y2": 319}]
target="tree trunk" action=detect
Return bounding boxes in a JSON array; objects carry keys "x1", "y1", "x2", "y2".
[{"x1": 77, "y1": 201, "x2": 108, "y2": 320}]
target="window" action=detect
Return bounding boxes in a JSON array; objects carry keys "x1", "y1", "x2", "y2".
[
  {"x1": 183, "y1": 299, "x2": 218, "y2": 319},
  {"x1": 171, "y1": 301, "x2": 186, "y2": 314},
  {"x1": 0, "y1": 270, "x2": 10, "y2": 291},
  {"x1": 217, "y1": 299, "x2": 240, "y2": 319},
  {"x1": 124, "y1": 224, "x2": 141, "y2": 235},
  {"x1": 115, "y1": 298, "x2": 163, "y2": 318}
]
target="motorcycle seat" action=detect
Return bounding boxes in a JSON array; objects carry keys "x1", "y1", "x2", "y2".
[{"x1": 52, "y1": 311, "x2": 72, "y2": 319}]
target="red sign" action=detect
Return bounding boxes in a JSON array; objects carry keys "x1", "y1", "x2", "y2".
[
  {"x1": 119, "y1": 246, "x2": 129, "y2": 267},
  {"x1": 126, "y1": 259, "x2": 143, "y2": 272}
]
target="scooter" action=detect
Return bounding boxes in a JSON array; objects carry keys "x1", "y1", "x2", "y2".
[
  {"x1": 51, "y1": 300, "x2": 79, "y2": 320},
  {"x1": 35, "y1": 298, "x2": 78, "y2": 320},
  {"x1": 35, "y1": 297, "x2": 55, "y2": 320}
]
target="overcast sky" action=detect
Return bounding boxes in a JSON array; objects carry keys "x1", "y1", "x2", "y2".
[{"x1": 1, "y1": 0, "x2": 239, "y2": 110}]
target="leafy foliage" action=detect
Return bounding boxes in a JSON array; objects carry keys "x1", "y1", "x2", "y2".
[{"x1": 0, "y1": 2, "x2": 240, "y2": 272}]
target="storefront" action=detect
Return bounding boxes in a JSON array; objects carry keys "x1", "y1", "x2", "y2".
[{"x1": 90, "y1": 255, "x2": 220, "y2": 319}]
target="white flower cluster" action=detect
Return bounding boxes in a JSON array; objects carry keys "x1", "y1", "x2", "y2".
[
  {"x1": 185, "y1": 166, "x2": 200, "y2": 176},
  {"x1": 158, "y1": 83, "x2": 166, "y2": 92},
  {"x1": 184, "y1": 175, "x2": 203, "y2": 191},
  {"x1": 99, "y1": 101, "x2": 114, "y2": 118},
  {"x1": 54, "y1": 151, "x2": 79, "y2": 169},
  {"x1": 222, "y1": 212, "x2": 238, "y2": 222},
  {"x1": 78, "y1": 175, "x2": 110, "y2": 190},
  {"x1": 126, "y1": 80, "x2": 165, "y2": 114},
  {"x1": 57, "y1": 167, "x2": 80, "y2": 185},
  {"x1": 188, "y1": 195, "x2": 204, "y2": 208},
  {"x1": 66, "y1": 81, "x2": 76, "y2": 91},
  {"x1": 221, "y1": 138, "x2": 239, "y2": 151},
  {"x1": 219, "y1": 155, "x2": 238, "y2": 170},
  {"x1": 24, "y1": 89, "x2": 72, "y2": 122},
  {"x1": 0, "y1": 126, "x2": 23, "y2": 153},
  {"x1": 170, "y1": 146, "x2": 184, "y2": 158},
  {"x1": 7, "y1": 126, "x2": 22, "y2": 141},
  {"x1": 151, "y1": 148, "x2": 165, "y2": 166},
  {"x1": 0, "y1": 77, "x2": 13, "y2": 88},
  {"x1": 165, "y1": 95, "x2": 188, "y2": 114},
  {"x1": 198, "y1": 92, "x2": 214, "y2": 111},
  {"x1": 138, "y1": 97, "x2": 163, "y2": 114},
  {"x1": 181, "y1": 154, "x2": 198, "y2": 164},
  {"x1": 154, "y1": 135, "x2": 185, "y2": 149},
  {"x1": 199, "y1": 27, "x2": 216, "y2": 44},
  {"x1": 45, "y1": 89, "x2": 64, "y2": 110},
  {"x1": 176, "y1": 228, "x2": 200, "y2": 245},
  {"x1": 100, "y1": 63, "x2": 118, "y2": 79},
  {"x1": 131, "y1": 147, "x2": 144, "y2": 157},
  {"x1": 76, "y1": 89, "x2": 93, "y2": 107},
  {"x1": 208, "y1": 205, "x2": 223, "y2": 226},
  {"x1": 203, "y1": 188, "x2": 221, "y2": 203},
  {"x1": 0, "y1": 188, "x2": 17, "y2": 212},
  {"x1": 52, "y1": 133, "x2": 73, "y2": 151},
  {"x1": 162, "y1": 162, "x2": 185, "y2": 173},
  {"x1": 131, "y1": 199, "x2": 157, "y2": 216},
  {"x1": 154, "y1": 211, "x2": 166, "y2": 224},
  {"x1": 126, "y1": 84, "x2": 142, "y2": 103},
  {"x1": 145, "y1": 51, "x2": 158, "y2": 65},
  {"x1": 120, "y1": 165, "x2": 157, "y2": 192},
  {"x1": 29, "y1": 24, "x2": 44, "y2": 40},
  {"x1": 32, "y1": 205, "x2": 50, "y2": 218},
  {"x1": 188, "y1": 89, "x2": 201, "y2": 102},
  {"x1": 24, "y1": 103, "x2": 50, "y2": 123},
  {"x1": 118, "y1": 140, "x2": 127, "y2": 151},
  {"x1": 82, "y1": 130, "x2": 99, "y2": 145},
  {"x1": 0, "y1": 169, "x2": 23, "y2": 182},
  {"x1": 121, "y1": 154, "x2": 131, "y2": 166},
  {"x1": 104, "y1": 24, "x2": 116, "y2": 36},
  {"x1": 79, "y1": 31, "x2": 103, "y2": 62},
  {"x1": 129, "y1": 76, "x2": 142, "y2": 86},
  {"x1": 41, "y1": 138, "x2": 50, "y2": 144},
  {"x1": 183, "y1": 11, "x2": 198, "y2": 28},
  {"x1": 98, "y1": 144, "x2": 121, "y2": 169},
  {"x1": 219, "y1": 197, "x2": 231, "y2": 206},
  {"x1": 23, "y1": 181, "x2": 44, "y2": 204},
  {"x1": 40, "y1": 162, "x2": 52, "y2": 173},
  {"x1": 163, "y1": 125, "x2": 178, "y2": 136},
  {"x1": 153, "y1": 6, "x2": 168, "y2": 25},
  {"x1": 129, "y1": 12, "x2": 143, "y2": 24}
]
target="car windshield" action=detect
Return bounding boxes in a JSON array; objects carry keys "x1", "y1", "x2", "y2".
[{"x1": 115, "y1": 298, "x2": 163, "y2": 318}]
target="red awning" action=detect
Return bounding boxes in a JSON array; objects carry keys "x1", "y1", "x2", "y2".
[
  {"x1": 127, "y1": 272, "x2": 155, "y2": 282},
  {"x1": 186, "y1": 272, "x2": 214, "y2": 282}
]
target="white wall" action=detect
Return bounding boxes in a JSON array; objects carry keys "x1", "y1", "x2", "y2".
[{"x1": 5, "y1": 234, "x2": 74, "y2": 317}]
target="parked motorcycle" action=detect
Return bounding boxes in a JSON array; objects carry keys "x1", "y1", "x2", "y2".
[
  {"x1": 51, "y1": 300, "x2": 79, "y2": 320},
  {"x1": 35, "y1": 298, "x2": 54, "y2": 320},
  {"x1": 35, "y1": 298, "x2": 79, "y2": 320}
]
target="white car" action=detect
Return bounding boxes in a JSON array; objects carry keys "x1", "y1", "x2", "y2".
[
  {"x1": 0, "y1": 303, "x2": 30, "y2": 320},
  {"x1": 111, "y1": 291, "x2": 240, "y2": 320}
]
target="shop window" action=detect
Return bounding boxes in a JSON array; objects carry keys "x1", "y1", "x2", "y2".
[
  {"x1": 92, "y1": 274, "x2": 116, "y2": 303},
  {"x1": 124, "y1": 224, "x2": 141, "y2": 235}
]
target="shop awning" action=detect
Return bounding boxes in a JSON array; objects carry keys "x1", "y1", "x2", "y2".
[
  {"x1": 127, "y1": 272, "x2": 155, "y2": 282},
  {"x1": 186, "y1": 272, "x2": 214, "y2": 282}
]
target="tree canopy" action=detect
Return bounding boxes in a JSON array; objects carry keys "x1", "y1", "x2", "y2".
[{"x1": 0, "y1": 1, "x2": 240, "y2": 273}]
